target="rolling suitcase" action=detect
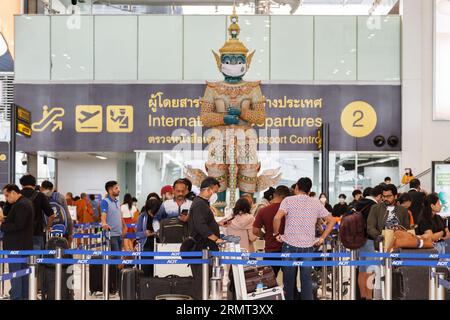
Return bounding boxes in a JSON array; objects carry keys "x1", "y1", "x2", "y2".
[
  {"x1": 119, "y1": 268, "x2": 144, "y2": 300},
  {"x1": 140, "y1": 275, "x2": 196, "y2": 300},
  {"x1": 392, "y1": 248, "x2": 438, "y2": 300},
  {"x1": 154, "y1": 243, "x2": 192, "y2": 277},
  {"x1": 41, "y1": 229, "x2": 74, "y2": 300}
]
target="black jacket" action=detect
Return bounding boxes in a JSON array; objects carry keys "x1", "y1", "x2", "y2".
[
  {"x1": 1, "y1": 196, "x2": 34, "y2": 250},
  {"x1": 408, "y1": 189, "x2": 426, "y2": 223},
  {"x1": 21, "y1": 188, "x2": 54, "y2": 237},
  {"x1": 188, "y1": 196, "x2": 220, "y2": 243}
]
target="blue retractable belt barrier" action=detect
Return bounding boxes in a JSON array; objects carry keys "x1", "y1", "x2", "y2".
[
  {"x1": 220, "y1": 259, "x2": 384, "y2": 267},
  {"x1": 73, "y1": 234, "x2": 102, "y2": 239},
  {"x1": 359, "y1": 252, "x2": 450, "y2": 259},
  {"x1": 211, "y1": 252, "x2": 351, "y2": 258},
  {"x1": 0, "y1": 258, "x2": 28, "y2": 264},
  {"x1": 0, "y1": 268, "x2": 31, "y2": 282},
  {"x1": 64, "y1": 250, "x2": 203, "y2": 257},
  {"x1": 35, "y1": 258, "x2": 208, "y2": 265},
  {"x1": 0, "y1": 250, "x2": 55, "y2": 256}
]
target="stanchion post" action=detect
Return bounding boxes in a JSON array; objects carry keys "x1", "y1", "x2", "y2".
[
  {"x1": 55, "y1": 247, "x2": 63, "y2": 300},
  {"x1": 435, "y1": 272, "x2": 446, "y2": 300},
  {"x1": 337, "y1": 242, "x2": 343, "y2": 301},
  {"x1": 429, "y1": 267, "x2": 436, "y2": 300},
  {"x1": 81, "y1": 245, "x2": 87, "y2": 300},
  {"x1": 202, "y1": 249, "x2": 210, "y2": 300},
  {"x1": 0, "y1": 240, "x2": 4, "y2": 297},
  {"x1": 322, "y1": 241, "x2": 328, "y2": 299},
  {"x1": 103, "y1": 231, "x2": 110, "y2": 300},
  {"x1": 28, "y1": 255, "x2": 38, "y2": 300},
  {"x1": 350, "y1": 250, "x2": 357, "y2": 300},
  {"x1": 332, "y1": 240, "x2": 337, "y2": 301},
  {"x1": 384, "y1": 256, "x2": 392, "y2": 300},
  {"x1": 209, "y1": 255, "x2": 222, "y2": 300}
]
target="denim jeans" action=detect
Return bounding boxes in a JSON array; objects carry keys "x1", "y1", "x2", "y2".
[
  {"x1": 109, "y1": 236, "x2": 123, "y2": 254},
  {"x1": 282, "y1": 243, "x2": 314, "y2": 300},
  {"x1": 9, "y1": 258, "x2": 29, "y2": 300},
  {"x1": 33, "y1": 235, "x2": 45, "y2": 250}
]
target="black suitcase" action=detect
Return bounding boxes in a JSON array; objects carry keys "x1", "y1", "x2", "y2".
[
  {"x1": 41, "y1": 235, "x2": 74, "y2": 300},
  {"x1": 120, "y1": 268, "x2": 144, "y2": 300},
  {"x1": 392, "y1": 248, "x2": 438, "y2": 300},
  {"x1": 140, "y1": 275, "x2": 196, "y2": 300},
  {"x1": 41, "y1": 265, "x2": 74, "y2": 300},
  {"x1": 158, "y1": 218, "x2": 189, "y2": 243},
  {"x1": 89, "y1": 257, "x2": 119, "y2": 295}
]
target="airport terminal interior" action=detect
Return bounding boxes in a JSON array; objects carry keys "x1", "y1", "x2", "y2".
[{"x1": 0, "y1": 0, "x2": 449, "y2": 302}]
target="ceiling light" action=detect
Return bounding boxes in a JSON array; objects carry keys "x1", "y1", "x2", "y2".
[{"x1": 96, "y1": 155, "x2": 108, "y2": 160}]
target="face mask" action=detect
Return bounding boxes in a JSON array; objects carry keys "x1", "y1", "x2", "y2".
[
  {"x1": 320, "y1": 198, "x2": 327, "y2": 204},
  {"x1": 221, "y1": 63, "x2": 247, "y2": 78},
  {"x1": 43, "y1": 190, "x2": 52, "y2": 197},
  {"x1": 209, "y1": 192, "x2": 218, "y2": 204}
]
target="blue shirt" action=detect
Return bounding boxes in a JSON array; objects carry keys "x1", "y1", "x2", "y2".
[{"x1": 101, "y1": 196, "x2": 123, "y2": 237}]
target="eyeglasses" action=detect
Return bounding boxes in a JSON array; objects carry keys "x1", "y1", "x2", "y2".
[{"x1": 382, "y1": 194, "x2": 395, "y2": 199}]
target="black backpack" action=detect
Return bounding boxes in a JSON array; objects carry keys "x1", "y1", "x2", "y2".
[{"x1": 158, "y1": 217, "x2": 189, "y2": 243}]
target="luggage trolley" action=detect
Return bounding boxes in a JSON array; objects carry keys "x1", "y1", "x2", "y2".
[{"x1": 221, "y1": 235, "x2": 285, "y2": 301}]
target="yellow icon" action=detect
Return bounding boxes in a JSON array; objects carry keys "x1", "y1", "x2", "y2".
[
  {"x1": 31, "y1": 106, "x2": 65, "y2": 132},
  {"x1": 107, "y1": 105, "x2": 133, "y2": 133},
  {"x1": 341, "y1": 101, "x2": 377, "y2": 138},
  {"x1": 0, "y1": 154, "x2": 6, "y2": 161},
  {"x1": 17, "y1": 123, "x2": 32, "y2": 138},
  {"x1": 76, "y1": 105, "x2": 103, "y2": 133}
]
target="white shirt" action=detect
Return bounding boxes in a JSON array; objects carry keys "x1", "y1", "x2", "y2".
[{"x1": 120, "y1": 204, "x2": 138, "y2": 219}]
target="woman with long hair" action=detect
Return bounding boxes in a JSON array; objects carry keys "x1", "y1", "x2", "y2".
[
  {"x1": 136, "y1": 198, "x2": 162, "y2": 277},
  {"x1": 418, "y1": 193, "x2": 450, "y2": 253},
  {"x1": 221, "y1": 198, "x2": 258, "y2": 252},
  {"x1": 120, "y1": 193, "x2": 139, "y2": 252},
  {"x1": 318, "y1": 193, "x2": 333, "y2": 213}
]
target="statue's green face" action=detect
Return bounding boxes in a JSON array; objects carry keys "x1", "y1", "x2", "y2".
[{"x1": 221, "y1": 54, "x2": 247, "y2": 83}]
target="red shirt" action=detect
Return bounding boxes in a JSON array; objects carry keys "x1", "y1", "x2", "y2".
[{"x1": 253, "y1": 203, "x2": 285, "y2": 252}]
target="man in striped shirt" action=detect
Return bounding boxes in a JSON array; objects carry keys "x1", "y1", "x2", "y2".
[{"x1": 273, "y1": 177, "x2": 336, "y2": 300}]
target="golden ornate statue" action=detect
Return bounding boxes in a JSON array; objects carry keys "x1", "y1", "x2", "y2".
[{"x1": 186, "y1": 8, "x2": 281, "y2": 208}]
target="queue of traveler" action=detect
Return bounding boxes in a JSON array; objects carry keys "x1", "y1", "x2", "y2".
[{"x1": 1, "y1": 173, "x2": 449, "y2": 301}]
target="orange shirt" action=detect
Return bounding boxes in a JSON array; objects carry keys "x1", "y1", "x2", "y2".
[{"x1": 76, "y1": 199, "x2": 94, "y2": 223}]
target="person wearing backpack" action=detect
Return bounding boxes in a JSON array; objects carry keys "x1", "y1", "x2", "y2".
[
  {"x1": 13, "y1": 174, "x2": 55, "y2": 250},
  {"x1": 40, "y1": 180, "x2": 74, "y2": 247},
  {"x1": 353, "y1": 185, "x2": 383, "y2": 300}
]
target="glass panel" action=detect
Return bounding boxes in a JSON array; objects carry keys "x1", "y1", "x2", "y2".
[
  {"x1": 357, "y1": 154, "x2": 400, "y2": 189},
  {"x1": 94, "y1": 16, "x2": 138, "y2": 80},
  {"x1": 37, "y1": 155, "x2": 56, "y2": 185},
  {"x1": 51, "y1": 16, "x2": 94, "y2": 80},
  {"x1": 227, "y1": 15, "x2": 270, "y2": 81},
  {"x1": 183, "y1": 16, "x2": 226, "y2": 81},
  {"x1": 14, "y1": 16, "x2": 50, "y2": 81},
  {"x1": 270, "y1": 16, "x2": 314, "y2": 81},
  {"x1": 314, "y1": 16, "x2": 357, "y2": 81},
  {"x1": 138, "y1": 16, "x2": 183, "y2": 80},
  {"x1": 358, "y1": 16, "x2": 401, "y2": 81},
  {"x1": 329, "y1": 153, "x2": 357, "y2": 206}
]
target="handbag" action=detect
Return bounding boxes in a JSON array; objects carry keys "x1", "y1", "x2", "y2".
[
  {"x1": 385, "y1": 226, "x2": 433, "y2": 252},
  {"x1": 382, "y1": 226, "x2": 416, "y2": 252},
  {"x1": 244, "y1": 266, "x2": 278, "y2": 293}
]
